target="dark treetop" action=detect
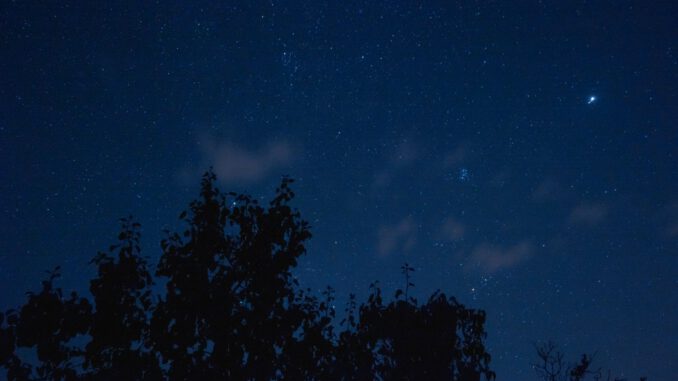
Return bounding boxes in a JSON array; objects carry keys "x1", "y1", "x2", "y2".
[{"x1": 1, "y1": 173, "x2": 493, "y2": 381}]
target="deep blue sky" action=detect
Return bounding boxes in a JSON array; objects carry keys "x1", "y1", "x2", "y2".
[{"x1": 1, "y1": 1, "x2": 676, "y2": 380}]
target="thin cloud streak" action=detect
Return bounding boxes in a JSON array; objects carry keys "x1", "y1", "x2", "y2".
[
  {"x1": 468, "y1": 241, "x2": 534, "y2": 273},
  {"x1": 180, "y1": 136, "x2": 297, "y2": 185},
  {"x1": 377, "y1": 217, "x2": 417, "y2": 257},
  {"x1": 569, "y1": 203, "x2": 608, "y2": 226}
]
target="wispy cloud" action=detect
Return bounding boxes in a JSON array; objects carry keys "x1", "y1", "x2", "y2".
[
  {"x1": 661, "y1": 201, "x2": 678, "y2": 238},
  {"x1": 443, "y1": 143, "x2": 469, "y2": 167},
  {"x1": 392, "y1": 140, "x2": 418, "y2": 166},
  {"x1": 438, "y1": 217, "x2": 466, "y2": 241},
  {"x1": 569, "y1": 203, "x2": 608, "y2": 226},
  {"x1": 667, "y1": 224, "x2": 678, "y2": 238},
  {"x1": 182, "y1": 136, "x2": 297, "y2": 185},
  {"x1": 377, "y1": 217, "x2": 417, "y2": 257},
  {"x1": 468, "y1": 241, "x2": 534, "y2": 273},
  {"x1": 532, "y1": 178, "x2": 562, "y2": 201}
]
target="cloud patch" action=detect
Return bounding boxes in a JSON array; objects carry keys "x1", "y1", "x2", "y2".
[
  {"x1": 468, "y1": 241, "x2": 534, "y2": 273},
  {"x1": 667, "y1": 224, "x2": 678, "y2": 238},
  {"x1": 377, "y1": 217, "x2": 417, "y2": 257},
  {"x1": 532, "y1": 178, "x2": 562, "y2": 201},
  {"x1": 438, "y1": 218, "x2": 466, "y2": 241},
  {"x1": 569, "y1": 203, "x2": 608, "y2": 226},
  {"x1": 661, "y1": 201, "x2": 678, "y2": 238},
  {"x1": 196, "y1": 137, "x2": 296, "y2": 184},
  {"x1": 443, "y1": 144, "x2": 469, "y2": 167}
]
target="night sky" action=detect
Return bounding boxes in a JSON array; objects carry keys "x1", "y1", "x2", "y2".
[{"x1": 1, "y1": 1, "x2": 677, "y2": 380}]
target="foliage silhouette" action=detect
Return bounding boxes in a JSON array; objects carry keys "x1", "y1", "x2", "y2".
[
  {"x1": 532, "y1": 341, "x2": 647, "y2": 381},
  {"x1": 0, "y1": 171, "x2": 494, "y2": 381}
]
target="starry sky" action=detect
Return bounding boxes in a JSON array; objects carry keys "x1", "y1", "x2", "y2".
[{"x1": 1, "y1": 1, "x2": 677, "y2": 380}]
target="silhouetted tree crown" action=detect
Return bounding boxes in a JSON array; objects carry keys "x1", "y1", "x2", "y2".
[
  {"x1": 1, "y1": 172, "x2": 494, "y2": 381},
  {"x1": 532, "y1": 341, "x2": 647, "y2": 381}
]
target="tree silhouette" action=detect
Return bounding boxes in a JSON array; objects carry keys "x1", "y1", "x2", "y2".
[
  {"x1": 532, "y1": 341, "x2": 647, "y2": 381},
  {"x1": 1, "y1": 171, "x2": 495, "y2": 380},
  {"x1": 85, "y1": 217, "x2": 161, "y2": 380}
]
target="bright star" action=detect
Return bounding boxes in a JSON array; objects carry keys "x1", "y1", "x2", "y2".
[{"x1": 587, "y1": 95, "x2": 597, "y2": 104}]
